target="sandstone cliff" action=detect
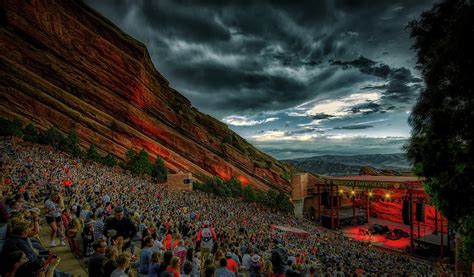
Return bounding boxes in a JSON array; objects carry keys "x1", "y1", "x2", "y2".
[{"x1": 0, "y1": 0, "x2": 292, "y2": 192}]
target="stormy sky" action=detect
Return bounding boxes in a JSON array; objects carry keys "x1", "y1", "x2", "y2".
[{"x1": 86, "y1": 0, "x2": 436, "y2": 160}]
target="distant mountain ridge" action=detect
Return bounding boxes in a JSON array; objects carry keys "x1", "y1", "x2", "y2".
[{"x1": 284, "y1": 153, "x2": 412, "y2": 176}]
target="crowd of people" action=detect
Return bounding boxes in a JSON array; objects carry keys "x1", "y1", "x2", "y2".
[{"x1": 1, "y1": 137, "x2": 453, "y2": 276}]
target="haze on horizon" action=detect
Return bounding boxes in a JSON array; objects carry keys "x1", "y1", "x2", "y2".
[{"x1": 87, "y1": 0, "x2": 436, "y2": 160}]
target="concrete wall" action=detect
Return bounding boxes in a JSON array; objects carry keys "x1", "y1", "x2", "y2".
[
  {"x1": 291, "y1": 173, "x2": 309, "y2": 200},
  {"x1": 293, "y1": 198, "x2": 305, "y2": 218},
  {"x1": 167, "y1": 172, "x2": 193, "y2": 191},
  {"x1": 291, "y1": 173, "x2": 324, "y2": 219}
]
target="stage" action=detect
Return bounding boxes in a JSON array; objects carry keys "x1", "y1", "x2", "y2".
[
  {"x1": 341, "y1": 217, "x2": 440, "y2": 252},
  {"x1": 309, "y1": 175, "x2": 450, "y2": 258}
]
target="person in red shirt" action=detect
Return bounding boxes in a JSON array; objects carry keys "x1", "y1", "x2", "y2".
[
  {"x1": 166, "y1": 256, "x2": 180, "y2": 277},
  {"x1": 226, "y1": 252, "x2": 238, "y2": 274},
  {"x1": 196, "y1": 221, "x2": 216, "y2": 262},
  {"x1": 62, "y1": 179, "x2": 72, "y2": 196},
  {"x1": 164, "y1": 232, "x2": 179, "y2": 251}
]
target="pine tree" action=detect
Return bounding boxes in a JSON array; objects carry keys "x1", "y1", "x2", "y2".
[
  {"x1": 23, "y1": 123, "x2": 39, "y2": 143},
  {"x1": 406, "y1": 0, "x2": 474, "y2": 270},
  {"x1": 40, "y1": 127, "x2": 65, "y2": 150},
  {"x1": 0, "y1": 117, "x2": 23, "y2": 136},
  {"x1": 86, "y1": 144, "x2": 101, "y2": 162},
  {"x1": 242, "y1": 185, "x2": 256, "y2": 202},
  {"x1": 66, "y1": 128, "x2": 81, "y2": 157},
  {"x1": 102, "y1": 153, "x2": 117, "y2": 168},
  {"x1": 152, "y1": 156, "x2": 168, "y2": 183}
]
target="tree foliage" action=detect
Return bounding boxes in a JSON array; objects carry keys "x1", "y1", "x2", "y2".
[
  {"x1": 65, "y1": 128, "x2": 82, "y2": 157},
  {"x1": 40, "y1": 127, "x2": 66, "y2": 150},
  {"x1": 242, "y1": 184, "x2": 256, "y2": 202},
  {"x1": 194, "y1": 176, "x2": 293, "y2": 213},
  {"x1": 0, "y1": 117, "x2": 23, "y2": 137},
  {"x1": 125, "y1": 148, "x2": 153, "y2": 176},
  {"x1": 87, "y1": 144, "x2": 101, "y2": 162},
  {"x1": 152, "y1": 156, "x2": 168, "y2": 183},
  {"x1": 102, "y1": 153, "x2": 117, "y2": 168},
  {"x1": 0, "y1": 117, "x2": 121, "y2": 169},
  {"x1": 406, "y1": 0, "x2": 474, "y2": 262},
  {"x1": 23, "y1": 123, "x2": 39, "y2": 143}
]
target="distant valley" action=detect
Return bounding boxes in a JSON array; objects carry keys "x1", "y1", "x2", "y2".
[{"x1": 284, "y1": 153, "x2": 412, "y2": 176}]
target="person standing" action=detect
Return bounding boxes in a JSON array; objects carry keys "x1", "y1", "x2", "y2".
[
  {"x1": 44, "y1": 192, "x2": 65, "y2": 247},
  {"x1": 138, "y1": 236, "x2": 154, "y2": 275},
  {"x1": 196, "y1": 221, "x2": 216, "y2": 263},
  {"x1": 270, "y1": 239, "x2": 287, "y2": 277}
]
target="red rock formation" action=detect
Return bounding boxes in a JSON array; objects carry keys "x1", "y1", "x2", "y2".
[
  {"x1": 0, "y1": 0, "x2": 292, "y2": 192},
  {"x1": 359, "y1": 166, "x2": 379, "y2": 176},
  {"x1": 359, "y1": 166, "x2": 412, "y2": 176}
]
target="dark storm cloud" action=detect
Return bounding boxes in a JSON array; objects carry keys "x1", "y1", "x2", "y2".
[
  {"x1": 139, "y1": 2, "x2": 231, "y2": 43},
  {"x1": 331, "y1": 56, "x2": 391, "y2": 78},
  {"x1": 168, "y1": 63, "x2": 307, "y2": 111},
  {"x1": 350, "y1": 102, "x2": 382, "y2": 115},
  {"x1": 312, "y1": 113, "x2": 334, "y2": 120},
  {"x1": 331, "y1": 56, "x2": 422, "y2": 108},
  {"x1": 86, "y1": 0, "x2": 434, "y2": 118},
  {"x1": 334, "y1": 124, "x2": 374, "y2": 130}
]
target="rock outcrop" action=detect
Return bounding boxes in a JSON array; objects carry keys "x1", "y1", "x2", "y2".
[
  {"x1": 359, "y1": 166, "x2": 413, "y2": 176},
  {"x1": 0, "y1": 0, "x2": 292, "y2": 192}
]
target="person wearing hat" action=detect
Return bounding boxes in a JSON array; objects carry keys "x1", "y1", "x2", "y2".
[
  {"x1": 225, "y1": 252, "x2": 238, "y2": 274},
  {"x1": 271, "y1": 238, "x2": 287, "y2": 277},
  {"x1": 249, "y1": 254, "x2": 262, "y2": 277},
  {"x1": 196, "y1": 220, "x2": 216, "y2": 263},
  {"x1": 103, "y1": 206, "x2": 137, "y2": 252}
]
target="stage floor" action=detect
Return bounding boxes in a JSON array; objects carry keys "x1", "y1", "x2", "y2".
[{"x1": 341, "y1": 217, "x2": 436, "y2": 251}]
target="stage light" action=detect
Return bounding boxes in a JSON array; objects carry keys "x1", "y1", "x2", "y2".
[{"x1": 385, "y1": 193, "x2": 390, "y2": 199}]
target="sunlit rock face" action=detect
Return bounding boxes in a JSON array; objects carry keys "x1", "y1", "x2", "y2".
[{"x1": 0, "y1": 0, "x2": 292, "y2": 192}]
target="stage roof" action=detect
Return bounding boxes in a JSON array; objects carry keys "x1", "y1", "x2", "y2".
[{"x1": 323, "y1": 175, "x2": 425, "y2": 190}]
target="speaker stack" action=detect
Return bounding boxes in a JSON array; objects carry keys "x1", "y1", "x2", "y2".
[
  {"x1": 416, "y1": 202, "x2": 425, "y2": 222},
  {"x1": 402, "y1": 200, "x2": 412, "y2": 225},
  {"x1": 321, "y1": 192, "x2": 329, "y2": 206}
]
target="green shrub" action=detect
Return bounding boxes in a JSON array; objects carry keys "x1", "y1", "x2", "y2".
[
  {"x1": 0, "y1": 117, "x2": 23, "y2": 136},
  {"x1": 125, "y1": 148, "x2": 153, "y2": 176},
  {"x1": 65, "y1": 129, "x2": 81, "y2": 157},
  {"x1": 242, "y1": 184, "x2": 256, "y2": 202},
  {"x1": 193, "y1": 174, "x2": 293, "y2": 214},
  {"x1": 152, "y1": 156, "x2": 168, "y2": 183},
  {"x1": 23, "y1": 123, "x2": 39, "y2": 143},
  {"x1": 40, "y1": 127, "x2": 66, "y2": 150},
  {"x1": 101, "y1": 153, "x2": 117, "y2": 167},
  {"x1": 86, "y1": 144, "x2": 101, "y2": 162}
]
